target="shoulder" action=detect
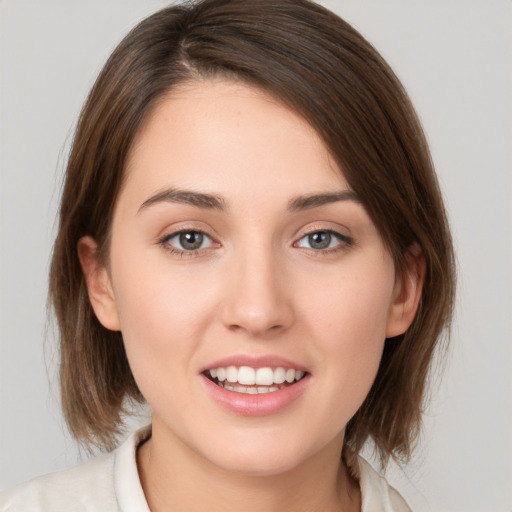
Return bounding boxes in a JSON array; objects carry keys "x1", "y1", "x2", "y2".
[
  {"x1": 0, "y1": 426, "x2": 151, "y2": 512},
  {"x1": 0, "y1": 452, "x2": 117, "y2": 512},
  {"x1": 357, "y1": 456, "x2": 412, "y2": 512}
]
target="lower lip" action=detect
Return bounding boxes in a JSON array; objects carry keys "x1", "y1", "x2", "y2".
[{"x1": 200, "y1": 374, "x2": 310, "y2": 416}]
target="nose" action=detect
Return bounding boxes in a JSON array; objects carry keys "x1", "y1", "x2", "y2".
[{"x1": 220, "y1": 247, "x2": 294, "y2": 337}]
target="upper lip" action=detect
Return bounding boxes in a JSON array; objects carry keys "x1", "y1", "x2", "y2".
[{"x1": 200, "y1": 354, "x2": 309, "y2": 373}]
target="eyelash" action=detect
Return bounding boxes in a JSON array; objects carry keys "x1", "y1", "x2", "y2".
[
  {"x1": 158, "y1": 228, "x2": 353, "y2": 257},
  {"x1": 158, "y1": 229, "x2": 216, "y2": 258},
  {"x1": 294, "y1": 229, "x2": 353, "y2": 253}
]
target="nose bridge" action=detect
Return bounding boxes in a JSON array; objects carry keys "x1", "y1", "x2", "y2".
[{"x1": 221, "y1": 238, "x2": 293, "y2": 335}]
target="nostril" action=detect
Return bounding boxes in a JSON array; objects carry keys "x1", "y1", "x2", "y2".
[
  {"x1": 219, "y1": 267, "x2": 295, "y2": 335},
  {"x1": 222, "y1": 306, "x2": 293, "y2": 336}
]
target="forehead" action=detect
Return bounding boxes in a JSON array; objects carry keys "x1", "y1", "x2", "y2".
[{"x1": 122, "y1": 79, "x2": 348, "y2": 209}]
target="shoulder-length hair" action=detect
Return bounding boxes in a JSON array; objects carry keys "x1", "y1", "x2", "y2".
[{"x1": 49, "y1": 0, "x2": 455, "y2": 466}]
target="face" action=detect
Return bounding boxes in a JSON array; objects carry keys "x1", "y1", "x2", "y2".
[{"x1": 81, "y1": 79, "x2": 420, "y2": 476}]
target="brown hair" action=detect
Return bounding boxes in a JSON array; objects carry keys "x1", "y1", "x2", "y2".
[{"x1": 49, "y1": 0, "x2": 455, "y2": 465}]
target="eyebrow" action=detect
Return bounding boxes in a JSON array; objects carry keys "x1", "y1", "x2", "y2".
[
  {"x1": 288, "y1": 190, "x2": 360, "y2": 211},
  {"x1": 138, "y1": 188, "x2": 226, "y2": 212},
  {"x1": 138, "y1": 187, "x2": 360, "y2": 214}
]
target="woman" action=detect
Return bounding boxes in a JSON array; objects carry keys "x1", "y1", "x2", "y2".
[{"x1": 0, "y1": 0, "x2": 455, "y2": 510}]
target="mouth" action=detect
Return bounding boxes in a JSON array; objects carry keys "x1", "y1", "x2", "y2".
[{"x1": 203, "y1": 366, "x2": 306, "y2": 395}]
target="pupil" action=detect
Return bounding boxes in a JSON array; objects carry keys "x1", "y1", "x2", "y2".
[
  {"x1": 309, "y1": 231, "x2": 331, "y2": 249},
  {"x1": 180, "y1": 232, "x2": 203, "y2": 250}
]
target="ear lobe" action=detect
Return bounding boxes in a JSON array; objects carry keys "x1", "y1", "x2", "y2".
[
  {"x1": 77, "y1": 236, "x2": 121, "y2": 331},
  {"x1": 386, "y1": 243, "x2": 425, "y2": 338}
]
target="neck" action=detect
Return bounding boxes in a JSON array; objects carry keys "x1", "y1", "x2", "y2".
[{"x1": 137, "y1": 420, "x2": 361, "y2": 512}]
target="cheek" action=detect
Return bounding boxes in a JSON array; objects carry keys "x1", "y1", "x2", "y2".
[
  {"x1": 107, "y1": 247, "x2": 220, "y2": 390},
  {"x1": 110, "y1": 231, "x2": 217, "y2": 329},
  {"x1": 300, "y1": 258, "x2": 395, "y2": 349},
  {"x1": 296, "y1": 255, "x2": 395, "y2": 418},
  {"x1": 113, "y1": 275, "x2": 215, "y2": 348}
]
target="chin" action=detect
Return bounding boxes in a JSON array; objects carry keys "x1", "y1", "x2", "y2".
[
  {"x1": 199, "y1": 433, "x2": 320, "y2": 477},
  {"x1": 212, "y1": 452, "x2": 304, "y2": 477}
]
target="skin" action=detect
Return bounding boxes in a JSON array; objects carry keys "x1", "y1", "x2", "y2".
[{"x1": 79, "y1": 79, "x2": 423, "y2": 512}]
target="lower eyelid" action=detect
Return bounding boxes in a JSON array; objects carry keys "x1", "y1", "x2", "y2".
[
  {"x1": 158, "y1": 227, "x2": 352, "y2": 255},
  {"x1": 159, "y1": 229, "x2": 216, "y2": 251}
]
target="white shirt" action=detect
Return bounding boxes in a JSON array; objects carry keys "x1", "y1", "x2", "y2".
[{"x1": 0, "y1": 426, "x2": 410, "y2": 511}]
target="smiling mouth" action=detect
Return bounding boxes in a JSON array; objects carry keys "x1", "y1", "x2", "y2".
[{"x1": 204, "y1": 366, "x2": 306, "y2": 395}]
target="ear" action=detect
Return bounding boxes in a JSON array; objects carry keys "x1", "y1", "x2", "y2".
[
  {"x1": 77, "y1": 236, "x2": 121, "y2": 331},
  {"x1": 386, "y1": 243, "x2": 425, "y2": 338}
]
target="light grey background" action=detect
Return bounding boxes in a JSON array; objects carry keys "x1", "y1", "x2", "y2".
[{"x1": 1, "y1": 1, "x2": 511, "y2": 511}]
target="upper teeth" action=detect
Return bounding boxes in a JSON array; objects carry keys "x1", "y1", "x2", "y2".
[{"x1": 209, "y1": 366, "x2": 305, "y2": 386}]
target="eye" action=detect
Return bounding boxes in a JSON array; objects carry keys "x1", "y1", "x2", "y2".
[
  {"x1": 162, "y1": 230, "x2": 214, "y2": 252},
  {"x1": 295, "y1": 230, "x2": 350, "y2": 251}
]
